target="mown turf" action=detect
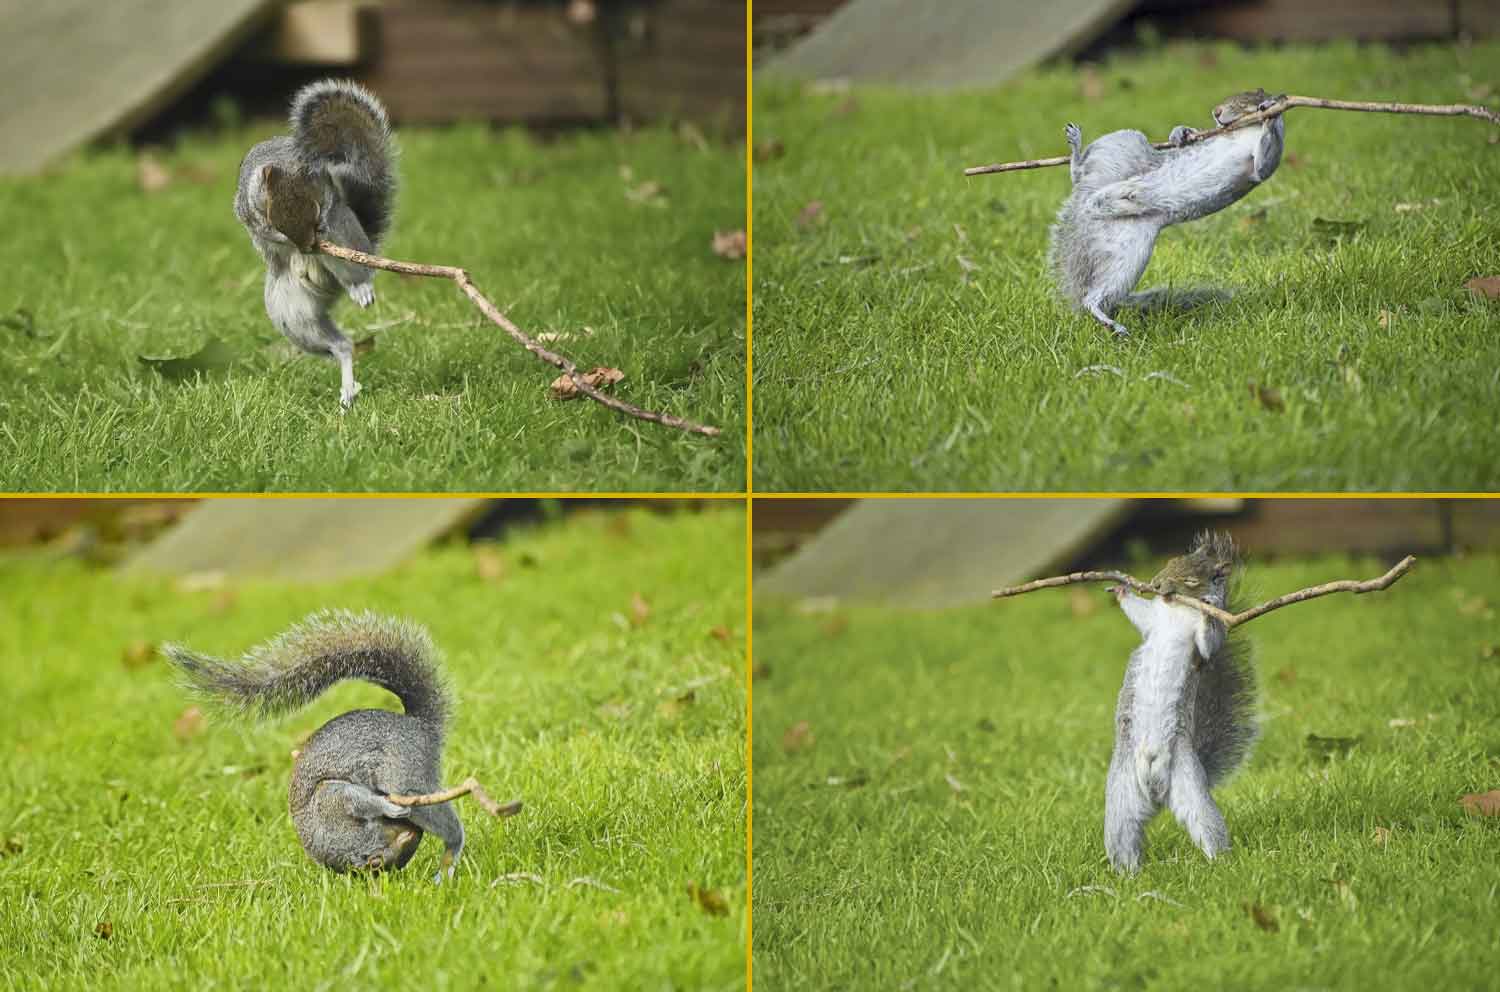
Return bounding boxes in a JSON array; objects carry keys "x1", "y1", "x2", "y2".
[
  {"x1": 0, "y1": 506, "x2": 746, "y2": 990},
  {"x1": 752, "y1": 550, "x2": 1500, "y2": 989},
  {"x1": 751, "y1": 41, "x2": 1500, "y2": 491},
  {"x1": 0, "y1": 119, "x2": 745, "y2": 492}
]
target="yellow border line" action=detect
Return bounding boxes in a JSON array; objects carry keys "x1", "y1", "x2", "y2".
[{"x1": 746, "y1": 492, "x2": 1500, "y2": 499}]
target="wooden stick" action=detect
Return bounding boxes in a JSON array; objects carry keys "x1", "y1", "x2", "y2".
[
  {"x1": 992, "y1": 556, "x2": 1416, "y2": 629},
  {"x1": 963, "y1": 95, "x2": 1500, "y2": 176},
  {"x1": 316, "y1": 240, "x2": 721, "y2": 438},
  {"x1": 386, "y1": 776, "x2": 523, "y2": 819}
]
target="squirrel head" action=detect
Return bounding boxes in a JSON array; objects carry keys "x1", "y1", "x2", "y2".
[
  {"x1": 1150, "y1": 531, "x2": 1238, "y2": 607},
  {"x1": 260, "y1": 164, "x2": 322, "y2": 252},
  {"x1": 1213, "y1": 88, "x2": 1282, "y2": 126}
]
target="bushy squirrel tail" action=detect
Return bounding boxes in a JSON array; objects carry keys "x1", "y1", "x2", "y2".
[
  {"x1": 1191, "y1": 532, "x2": 1259, "y2": 786},
  {"x1": 165, "y1": 610, "x2": 449, "y2": 731},
  {"x1": 289, "y1": 79, "x2": 397, "y2": 246}
]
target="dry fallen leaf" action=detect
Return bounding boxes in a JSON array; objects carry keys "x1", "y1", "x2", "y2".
[
  {"x1": 173, "y1": 705, "x2": 205, "y2": 741},
  {"x1": 1275, "y1": 666, "x2": 1297, "y2": 685},
  {"x1": 712, "y1": 229, "x2": 747, "y2": 260},
  {"x1": 1245, "y1": 902, "x2": 1279, "y2": 933},
  {"x1": 1377, "y1": 308, "x2": 1397, "y2": 329},
  {"x1": 550, "y1": 367, "x2": 624, "y2": 400},
  {"x1": 797, "y1": 201, "x2": 824, "y2": 227},
  {"x1": 1460, "y1": 790, "x2": 1500, "y2": 816},
  {"x1": 137, "y1": 153, "x2": 172, "y2": 193},
  {"x1": 751, "y1": 661, "x2": 771, "y2": 680},
  {"x1": 1079, "y1": 66, "x2": 1105, "y2": 101},
  {"x1": 629, "y1": 592, "x2": 651, "y2": 627},
  {"x1": 122, "y1": 640, "x2": 157, "y2": 670},
  {"x1": 94, "y1": 921, "x2": 113, "y2": 940},
  {"x1": 709, "y1": 625, "x2": 731, "y2": 642},
  {"x1": 1372, "y1": 826, "x2": 1391, "y2": 847},
  {"x1": 1464, "y1": 276, "x2": 1500, "y2": 299},
  {"x1": 1, "y1": 835, "x2": 23, "y2": 858},
  {"x1": 474, "y1": 545, "x2": 505, "y2": 583},
  {"x1": 754, "y1": 139, "x2": 786, "y2": 162},
  {"x1": 782, "y1": 720, "x2": 813, "y2": 753},
  {"x1": 1249, "y1": 382, "x2": 1285, "y2": 413},
  {"x1": 687, "y1": 882, "x2": 729, "y2": 917}
]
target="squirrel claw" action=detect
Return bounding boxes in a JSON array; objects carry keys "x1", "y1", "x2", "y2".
[{"x1": 348, "y1": 283, "x2": 375, "y2": 308}]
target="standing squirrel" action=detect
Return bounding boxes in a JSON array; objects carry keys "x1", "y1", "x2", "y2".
[
  {"x1": 234, "y1": 79, "x2": 397, "y2": 410},
  {"x1": 1104, "y1": 532, "x2": 1258, "y2": 873},
  {"x1": 165, "y1": 610, "x2": 466, "y2": 880},
  {"x1": 1048, "y1": 88, "x2": 1285, "y2": 337}
]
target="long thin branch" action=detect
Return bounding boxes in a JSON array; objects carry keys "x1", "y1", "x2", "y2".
[
  {"x1": 963, "y1": 95, "x2": 1499, "y2": 176},
  {"x1": 991, "y1": 556, "x2": 1416, "y2": 628},
  {"x1": 387, "y1": 776, "x2": 524, "y2": 819},
  {"x1": 316, "y1": 240, "x2": 721, "y2": 438}
]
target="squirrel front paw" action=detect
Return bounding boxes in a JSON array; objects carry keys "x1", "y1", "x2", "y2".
[{"x1": 1065, "y1": 122, "x2": 1082, "y2": 149}]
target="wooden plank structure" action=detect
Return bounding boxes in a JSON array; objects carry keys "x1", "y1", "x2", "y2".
[
  {"x1": 0, "y1": 0, "x2": 277, "y2": 175},
  {"x1": 122, "y1": 498, "x2": 488, "y2": 582}
]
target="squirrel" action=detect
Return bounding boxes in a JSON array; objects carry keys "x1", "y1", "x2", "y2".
[
  {"x1": 1104, "y1": 531, "x2": 1258, "y2": 873},
  {"x1": 165, "y1": 610, "x2": 466, "y2": 880},
  {"x1": 1047, "y1": 88, "x2": 1285, "y2": 337},
  {"x1": 233, "y1": 79, "x2": 398, "y2": 410}
]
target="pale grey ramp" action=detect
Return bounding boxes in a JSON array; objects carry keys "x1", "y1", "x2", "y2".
[
  {"x1": 0, "y1": 0, "x2": 276, "y2": 175},
  {"x1": 766, "y1": 0, "x2": 1133, "y2": 89},
  {"x1": 757, "y1": 498, "x2": 1132, "y2": 609},
  {"x1": 123, "y1": 498, "x2": 488, "y2": 582}
]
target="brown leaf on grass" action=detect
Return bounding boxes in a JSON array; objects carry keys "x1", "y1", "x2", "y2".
[
  {"x1": 1068, "y1": 587, "x2": 1098, "y2": 618},
  {"x1": 754, "y1": 139, "x2": 786, "y2": 162},
  {"x1": 1249, "y1": 383, "x2": 1285, "y2": 413},
  {"x1": 820, "y1": 615, "x2": 849, "y2": 637},
  {"x1": 1079, "y1": 66, "x2": 1105, "y2": 101},
  {"x1": 550, "y1": 367, "x2": 624, "y2": 400},
  {"x1": 1284, "y1": 151, "x2": 1304, "y2": 168},
  {"x1": 94, "y1": 921, "x2": 113, "y2": 940},
  {"x1": 137, "y1": 153, "x2": 172, "y2": 193},
  {"x1": 352, "y1": 334, "x2": 377, "y2": 356},
  {"x1": 1464, "y1": 276, "x2": 1500, "y2": 299},
  {"x1": 709, "y1": 625, "x2": 731, "y2": 642},
  {"x1": 782, "y1": 720, "x2": 813, "y2": 753},
  {"x1": 687, "y1": 882, "x2": 729, "y2": 917},
  {"x1": 629, "y1": 591, "x2": 650, "y2": 627},
  {"x1": 711, "y1": 229, "x2": 747, "y2": 260},
  {"x1": 1244, "y1": 902, "x2": 1279, "y2": 932},
  {"x1": 1275, "y1": 666, "x2": 1297, "y2": 685},
  {"x1": 1372, "y1": 826, "x2": 1392, "y2": 846},
  {"x1": 752, "y1": 661, "x2": 771, "y2": 680},
  {"x1": 173, "y1": 706, "x2": 205, "y2": 741},
  {"x1": 624, "y1": 180, "x2": 667, "y2": 206},
  {"x1": 121, "y1": 640, "x2": 157, "y2": 670},
  {"x1": 474, "y1": 545, "x2": 505, "y2": 583},
  {"x1": 1460, "y1": 790, "x2": 1500, "y2": 816},
  {"x1": 1377, "y1": 308, "x2": 1398, "y2": 329},
  {"x1": 797, "y1": 200, "x2": 824, "y2": 227},
  {"x1": 1, "y1": 835, "x2": 22, "y2": 858}
]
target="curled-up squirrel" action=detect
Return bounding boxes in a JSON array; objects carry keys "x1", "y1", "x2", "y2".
[
  {"x1": 1105, "y1": 532, "x2": 1258, "y2": 873},
  {"x1": 234, "y1": 79, "x2": 397, "y2": 410},
  {"x1": 165, "y1": 610, "x2": 466, "y2": 880},
  {"x1": 1048, "y1": 89, "x2": 1285, "y2": 337}
]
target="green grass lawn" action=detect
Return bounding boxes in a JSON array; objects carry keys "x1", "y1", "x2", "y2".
[
  {"x1": 0, "y1": 507, "x2": 746, "y2": 989},
  {"x1": 751, "y1": 41, "x2": 1500, "y2": 491},
  {"x1": 751, "y1": 551, "x2": 1500, "y2": 989},
  {"x1": 0, "y1": 120, "x2": 745, "y2": 493}
]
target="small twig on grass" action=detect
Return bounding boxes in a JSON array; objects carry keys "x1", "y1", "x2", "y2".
[
  {"x1": 315, "y1": 240, "x2": 721, "y2": 438},
  {"x1": 963, "y1": 95, "x2": 1500, "y2": 176},
  {"x1": 386, "y1": 776, "x2": 523, "y2": 819},
  {"x1": 991, "y1": 556, "x2": 1416, "y2": 629}
]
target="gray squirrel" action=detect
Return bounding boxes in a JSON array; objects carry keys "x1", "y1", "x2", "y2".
[
  {"x1": 1104, "y1": 532, "x2": 1258, "y2": 873},
  {"x1": 234, "y1": 79, "x2": 397, "y2": 410},
  {"x1": 165, "y1": 610, "x2": 465, "y2": 880},
  {"x1": 1048, "y1": 89, "x2": 1285, "y2": 337}
]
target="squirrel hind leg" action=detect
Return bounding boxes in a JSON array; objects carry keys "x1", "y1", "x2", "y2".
[
  {"x1": 328, "y1": 337, "x2": 362, "y2": 411},
  {"x1": 1085, "y1": 298, "x2": 1132, "y2": 338},
  {"x1": 405, "y1": 803, "x2": 464, "y2": 882}
]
